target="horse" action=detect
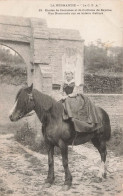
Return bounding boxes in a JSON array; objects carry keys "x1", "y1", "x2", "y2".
[{"x1": 9, "y1": 84, "x2": 111, "y2": 191}]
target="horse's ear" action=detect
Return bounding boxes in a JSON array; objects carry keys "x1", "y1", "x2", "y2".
[{"x1": 27, "y1": 83, "x2": 33, "y2": 94}]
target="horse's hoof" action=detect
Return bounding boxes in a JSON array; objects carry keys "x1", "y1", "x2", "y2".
[
  {"x1": 43, "y1": 183, "x2": 52, "y2": 188},
  {"x1": 98, "y1": 177, "x2": 103, "y2": 182},
  {"x1": 61, "y1": 185, "x2": 70, "y2": 191},
  {"x1": 97, "y1": 172, "x2": 103, "y2": 181}
]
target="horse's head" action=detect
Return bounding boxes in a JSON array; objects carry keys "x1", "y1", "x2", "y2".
[{"x1": 9, "y1": 84, "x2": 35, "y2": 121}]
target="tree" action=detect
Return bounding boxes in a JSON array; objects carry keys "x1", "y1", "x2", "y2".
[{"x1": 84, "y1": 40, "x2": 123, "y2": 73}]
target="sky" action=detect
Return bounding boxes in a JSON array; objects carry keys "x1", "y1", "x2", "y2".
[{"x1": 0, "y1": 0, "x2": 123, "y2": 47}]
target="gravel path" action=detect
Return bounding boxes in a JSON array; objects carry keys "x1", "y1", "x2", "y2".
[{"x1": 0, "y1": 134, "x2": 123, "y2": 196}]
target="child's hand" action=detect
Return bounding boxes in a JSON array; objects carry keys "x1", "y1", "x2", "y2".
[
  {"x1": 62, "y1": 95, "x2": 68, "y2": 100},
  {"x1": 69, "y1": 93, "x2": 76, "y2": 97}
]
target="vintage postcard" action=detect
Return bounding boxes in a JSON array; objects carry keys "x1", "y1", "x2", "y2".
[{"x1": 0, "y1": 0, "x2": 123, "y2": 195}]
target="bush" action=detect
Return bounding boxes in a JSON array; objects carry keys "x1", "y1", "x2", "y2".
[
  {"x1": 84, "y1": 73, "x2": 122, "y2": 94},
  {"x1": 0, "y1": 64, "x2": 27, "y2": 85},
  {"x1": 15, "y1": 122, "x2": 47, "y2": 154},
  {"x1": 15, "y1": 121, "x2": 65, "y2": 155}
]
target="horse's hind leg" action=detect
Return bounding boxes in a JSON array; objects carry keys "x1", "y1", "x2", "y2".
[
  {"x1": 59, "y1": 139, "x2": 72, "y2": 191},
  {"x1": 91, "y1": 134, "x2": 107, "y2": 180}
]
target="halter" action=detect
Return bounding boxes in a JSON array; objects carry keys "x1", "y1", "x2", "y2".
[{"x1": 26, "y1": 92, "x2": 35, "y2": 114}]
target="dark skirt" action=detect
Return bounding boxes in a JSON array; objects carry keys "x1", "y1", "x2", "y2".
[{"x1": 62, "y1": 94, "x2": 102, "y2": 133}]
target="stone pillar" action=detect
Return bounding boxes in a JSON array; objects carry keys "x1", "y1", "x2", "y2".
[{"x1": 39, "y1": 64, "x2": 52, "y2": 95}]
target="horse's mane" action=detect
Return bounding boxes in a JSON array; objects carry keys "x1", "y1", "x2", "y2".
[{"x1": 33, "y1": 89, "x2": 63, "y2": 119}]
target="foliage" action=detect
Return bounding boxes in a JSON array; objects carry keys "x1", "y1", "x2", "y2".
[
  {"x1": 84, "y1": 41, "x2": 123, "y2": 93},
  {"x1": 0, "y1": 64, "x2": 27, "y2": 85},
  {"x1": 84, "y1": 73, "x2": 122, "y2": 94},
  {"x1": 0, "y1": 46, "x2": 27, "y2": 85},
  {"x1": 84, "y1": 40, "x2": 123, "y2": 73},
  {"x1": 0, "y1": 46, "x2": 23, "y2": 65},
  {"x1": 15, "y1": 121, "x2": 62, "y2": 155}
]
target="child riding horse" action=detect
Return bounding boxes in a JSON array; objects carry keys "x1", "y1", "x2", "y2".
[{"x1": 9, "y1": 84, "x2": 111, "y2": 191}]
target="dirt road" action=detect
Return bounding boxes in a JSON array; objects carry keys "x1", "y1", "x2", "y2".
[{"x1": 0, "y1": 134, "x2": 123, "y2": 196}]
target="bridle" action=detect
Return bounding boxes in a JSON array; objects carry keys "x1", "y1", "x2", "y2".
[
  {"x1": 28, "y1": 93, "x2": 34, "y2": 102},
  {"x1": 23, "y1": 92, "x2": 35, "y2": 117}
]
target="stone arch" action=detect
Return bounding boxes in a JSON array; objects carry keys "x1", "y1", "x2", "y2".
[{"x1": 0, "y1": 41, "x2": 32, "y2": 85}]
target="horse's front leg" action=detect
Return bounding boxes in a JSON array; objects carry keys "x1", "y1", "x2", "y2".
[
  {"x1": 45, "y1": 144, "x2": 55, "y2": 187},
  {"x1": 59, "y1": 139, "x2": 72, "y2": 191}
]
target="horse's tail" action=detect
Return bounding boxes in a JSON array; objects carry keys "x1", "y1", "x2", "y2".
[{"x1": 100, "y1": 108, "x2": 111, "y2": 141}]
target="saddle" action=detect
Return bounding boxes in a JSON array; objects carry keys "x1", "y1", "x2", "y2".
[{"x1": 62, "y1": 94, "x2": 102, "y2": 133}]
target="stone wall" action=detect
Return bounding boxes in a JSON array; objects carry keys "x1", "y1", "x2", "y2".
[{"x1": 87, "y1": 94, "x2": 123, "y2": 132}]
